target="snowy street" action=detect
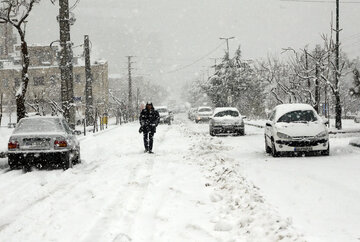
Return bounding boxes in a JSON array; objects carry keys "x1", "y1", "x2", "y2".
[{"x1": 0, "y1": 114, "x2": 359, "y2": 241}]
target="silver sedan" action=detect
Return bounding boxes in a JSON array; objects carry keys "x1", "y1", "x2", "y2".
[{"x1": 7, "y1": 116, "x2": 80, "y2": 170}]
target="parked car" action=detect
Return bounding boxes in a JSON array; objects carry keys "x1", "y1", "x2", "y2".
[
  {"x1": 264, "y1": 103, "x2": 329, "y2": 157},
  {"x1": 195, "y1": 106, "x2": 213, "y2": 123},
  {"x1": 209, "y1": 107, "x2": 245, "y2": 136},
  {"x1": 7, "y1": 116, "x2": 81, "y2": 170},
  {"x1": 354, "y1": 113, "x2": 360, "y2": 123},
  {"x1": 188, "y1": 108, "x2": 197, "y2": 120},
  {"x1": 156, "y1": 106, "x2": 172, "y2": 125}
]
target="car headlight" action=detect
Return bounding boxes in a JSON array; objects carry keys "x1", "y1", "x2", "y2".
[
  {"x1": 277, "y1": 132, "x2": 291, "y2": 139},
  {"x1": 316, "y1": 131, "x2": 328, "y2": 139}
]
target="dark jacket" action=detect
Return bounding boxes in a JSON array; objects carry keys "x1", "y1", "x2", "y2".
[{"x1": 139, "y1": 107, "x2": 160, "y2": 133}]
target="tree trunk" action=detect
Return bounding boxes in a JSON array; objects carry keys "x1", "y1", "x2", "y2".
[
  {"x1": 335, "y1": 91, "x2": 342, "y2": 129},
  {"x1": 16, "y1": 29, "x2": 30, "y2": 123},
  {"x1": 314, "y1": 64, "x2": 320, "y2": 113},
  {"x1": 59, "y1": 0, "x2": 75, "y2": 129}
]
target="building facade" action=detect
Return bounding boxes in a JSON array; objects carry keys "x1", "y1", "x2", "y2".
[{"x1": 0, "y1": 26, "x2": 109, "y2": 120}]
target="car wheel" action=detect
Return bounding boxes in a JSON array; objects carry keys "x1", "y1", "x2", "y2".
[
  {"x1": 73, "y1": 148, "x2": 81, "y2": 164},
  {"x1": 265, "y1": 138, "x2": 271, "y2": 154},
  {"x1": 271, "y1": 140, "x2": 280, "y2": 157},
  {"x1": 8, "y1": 154, "x2": 21, "y2": 170},
  {"x1": 62, "y1": 152, "x2": 73, "y2": 170},
  {"x1": 321, "y1": 144, "x2": 330, "y2": 156}
]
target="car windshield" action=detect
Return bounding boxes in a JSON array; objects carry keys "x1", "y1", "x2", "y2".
[
  {"x1": 157, "y1": 108, "x2": 168, "y2": 113},
  {"x1": 277, "y1": 110, "x2": 318, "y2": 123},
  {"x1": 199, "y1": 108, "x2": 212, "y2": 112},
  {"x1": 214, "y1": 110, "x2": 239, "y2": 117},
  {"x1": 14, "y1": 118, "x2": 64, "y2": 134}
]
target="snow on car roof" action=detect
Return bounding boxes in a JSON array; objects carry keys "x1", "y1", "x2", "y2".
[
  {"x1": 274, "y1": 103, "x2": 317, "y2": 120},
  {"x1": 213, "y1": 107, "x2": 240, "y2": 115}
]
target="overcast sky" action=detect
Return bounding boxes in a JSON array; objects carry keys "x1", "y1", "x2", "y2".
[{"x1": 26, "y1": 0, "x2": 360, "y2": 92}]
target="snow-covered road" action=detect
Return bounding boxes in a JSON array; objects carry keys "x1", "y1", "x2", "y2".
[{"x1": 0, "y1": 114, "x2": 359, "y2": 241}]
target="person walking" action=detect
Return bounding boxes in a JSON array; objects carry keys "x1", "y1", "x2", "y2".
[{"x1": 139, "y1": 102, "x2": 160, "y2": 153}]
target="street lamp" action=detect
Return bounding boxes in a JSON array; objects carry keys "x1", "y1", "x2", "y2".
[{"x1": 219, "y1": 36, "x2": 235, "y2": 57}]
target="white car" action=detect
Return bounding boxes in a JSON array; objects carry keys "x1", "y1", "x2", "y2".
[
  {"x1": 195, "y1": 106, "x2": 213, "y2": 123},
  {"x1": 354, "y1": 113, "x2": 360, "y2": 123},
  {"x1": 265, "y1": 103, "x2": 329, "y2": 157},
  {"x1": 209, "y1": 107, "x2": 245, "y2": 136},
  {"x1": 7, "y1": 116, "x2": 81, "y2": 170},
  {"x1": 156, "y1": 106, "x2": 171, "y2": 125}
]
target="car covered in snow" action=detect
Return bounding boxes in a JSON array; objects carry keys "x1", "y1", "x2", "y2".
[
  {"x1": 195, "y1": 106, "x2": 213, "y2": 123},
  {"x1": 156, "y1": 106, "x2": 172, "y2": 125},
  {"x1": 188, "y1": 108, "x2": 197, "y2": 121},
  {"x1": 209, "y1": 107, "x2": 245, "y2": 136},
  {"x1": 7, "y1": 116, "x2": 81, "y2": 170},
  {"x1": 354, "y1": 113, "x2": 360, "y2": 123},
  {"x1": 265, "y1": 103, "x2": 329, "y2": 157}
]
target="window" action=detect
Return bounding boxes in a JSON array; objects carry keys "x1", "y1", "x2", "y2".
[
  {"x1": 34, "y1": 76, "x2": 45, "y2": 86},
  {"x1": 277, "y1": 110, "x2": 318, "y2": 123},
  {"x1": 14, "y1": 78, "x2": 20, "y2": 88},
  {"x1": 49, "y1": 75, "x2": 56, "y2": 85},
  {"x1": 75, "y1": 74, "x2": 81, "y2": 83},
  {"x1": 2, "y1": 79, "x2": 9, "y2": 88},
  {"x1": 214, "y1": 110, "x2": 239, "y2": 117},
  {"x1": 198, "y1": 108, "x2": 212, "y2": 112}
]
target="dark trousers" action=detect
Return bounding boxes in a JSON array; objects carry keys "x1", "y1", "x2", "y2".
[{"x1": 143, "y1": 131, "x2": 154, "y2": 151}]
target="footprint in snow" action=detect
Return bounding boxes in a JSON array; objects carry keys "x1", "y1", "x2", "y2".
[
  {"x1": 214, "y1": 221, "x2": 233, "y2": 232},
  {"x1": 210, "y1": 192, "x2": 223, "y2": 202}
]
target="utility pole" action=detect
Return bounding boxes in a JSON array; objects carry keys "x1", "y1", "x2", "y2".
[
  {"x1": 219, "y1": 36, "x2": 235, "y2": 58},
  {"x1": 84, "y1": 35, "x2": 93, "y2": 126},
  {"x1": 127, "y1": 56, "x2": 134, "y2": 121},
  {"x1": 136, "y1": 87, "x2": 140, "y2": 117},
  {"x1": 58, "y1": 0, "x2": 75, "y2": 128},
  {"x1": 334, "y1": 0, "x2": 342, "y2": 129}
]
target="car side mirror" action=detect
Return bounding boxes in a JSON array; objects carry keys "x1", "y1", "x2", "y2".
[
  {"x1": 266, "y1": 122, "x2": 272, "y2": 127},
  {"x1": 242, "y1": 116, "x2": 247, "y2": 119}
]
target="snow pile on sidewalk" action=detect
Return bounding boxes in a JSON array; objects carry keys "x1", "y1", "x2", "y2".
[{"x1": 180, "y1": 123, "x2": 304, "y2": 241}]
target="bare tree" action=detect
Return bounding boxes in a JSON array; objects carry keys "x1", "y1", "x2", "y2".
[{"x1": 0, "y1": 0, "x2": 39, "y2": 122}]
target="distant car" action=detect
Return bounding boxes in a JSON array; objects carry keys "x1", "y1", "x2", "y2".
[
  {"x1": 188, "y1": 108, "x2": 197, "y2": 120},
  {"x1": 209, "y1": 107, "x2": 245, "y2": 136},
  {"x1": 195, "y1": 106, "x2": 213, "y2": 123},
  {"x1": 156, "y1": 106, "x2": 171, "y2": 125},
  {"x1": 7, "y1": 116, "x2": 80, "y2": 170},
  {"x1": 265, "y1": 103, "x2": 329, "y2": 157},
  {"x1": 354, "y1": 113, "x2": 360, "y2": 123},
  {"x1": 169, "y1": 110, "x2": 174, "y2": 121}
]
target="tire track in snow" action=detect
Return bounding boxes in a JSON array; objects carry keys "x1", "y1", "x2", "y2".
[{"x1": 80, "y1": 125, "x2": 172, "y2": 242}]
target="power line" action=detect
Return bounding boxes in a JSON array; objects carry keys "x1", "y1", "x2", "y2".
[
  {"x1": 280, "y1": 0, "x2": 360, "y2": 3},
  {"x1": 163, "y1": 42, "x2": 224, "y2": 74}
]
